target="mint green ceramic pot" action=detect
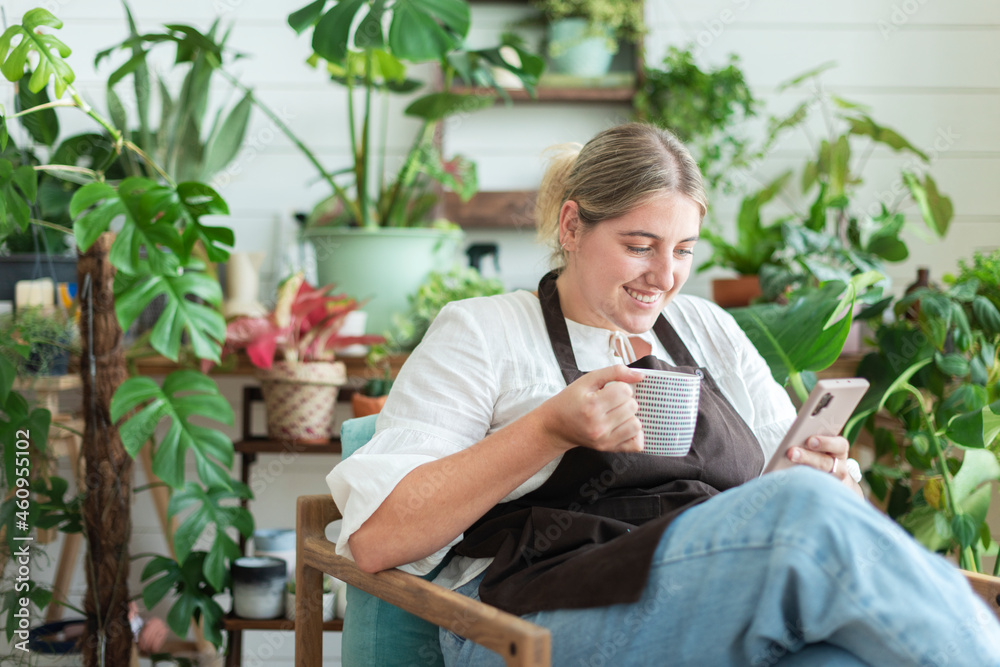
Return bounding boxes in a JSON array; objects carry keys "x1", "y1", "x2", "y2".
[
  {"x1": 547, "y1": 17, "x2": 615, "y2": 77},
  {"x1": 303, "y1": 227, "x2": 464, "y2": 336}
]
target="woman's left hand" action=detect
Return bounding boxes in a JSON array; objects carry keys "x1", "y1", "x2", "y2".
[{"x1": 787, "y1": 435, "x2": 864, "y2": 498}]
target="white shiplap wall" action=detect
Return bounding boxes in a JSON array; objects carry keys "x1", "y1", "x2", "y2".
[{"x1": 2, "y1": 1, "x2": 998, "y2": 665}]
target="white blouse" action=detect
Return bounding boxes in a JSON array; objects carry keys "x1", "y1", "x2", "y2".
[{"x1": 326, "y1": 290, "x2": 796, "y2": 590}]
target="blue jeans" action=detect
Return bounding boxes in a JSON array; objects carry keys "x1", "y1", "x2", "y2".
[{"x1": 440, "y1": 467, "x2": 1000, "y2": 666}]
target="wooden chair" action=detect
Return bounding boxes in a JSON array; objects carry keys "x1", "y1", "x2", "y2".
[
  {"x1": 295, "y1": 495, "x2": 550, "y2": 666},
  {"x1": 294, "y1": 493, "x2": 1000, "y2": 667}
]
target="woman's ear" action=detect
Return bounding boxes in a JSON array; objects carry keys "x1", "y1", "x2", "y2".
[{"x1": 558, "y1": 200, "x2": 580, "y2": 250}]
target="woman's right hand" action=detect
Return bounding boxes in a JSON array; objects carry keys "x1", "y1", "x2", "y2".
[{"x1": 538, "y1": 364, "x2": 645, "y2": 454}]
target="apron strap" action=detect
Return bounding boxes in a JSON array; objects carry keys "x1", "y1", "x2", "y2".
[
  {"x1": 652, "y1": 316, "x2": 699, "y2": 368},
  {"x1": 538, "y1": 271, "x2": 584, "y2": 385}
]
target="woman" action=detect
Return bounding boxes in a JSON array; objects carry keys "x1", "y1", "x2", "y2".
[{"x1": 328, "y1": 123, "x2": 1000, "y2": 665}]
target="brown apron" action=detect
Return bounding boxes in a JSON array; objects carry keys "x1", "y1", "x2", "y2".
[{"x1": 452, "y1": 271, "x2": 764, "y2": 616}]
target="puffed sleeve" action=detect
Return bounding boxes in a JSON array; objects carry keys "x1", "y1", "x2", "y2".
[{"x1": 326, "y1": 301, "x2": 499, "y2": 575}]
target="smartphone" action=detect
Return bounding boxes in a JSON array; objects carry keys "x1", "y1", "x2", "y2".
[{"x1": 762, "y1": 378, "x2": 870, "y2": 474}]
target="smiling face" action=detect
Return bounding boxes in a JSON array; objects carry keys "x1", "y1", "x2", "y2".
[{"x1": 555, "y1": 194, "x2": 702, "y2": 334}]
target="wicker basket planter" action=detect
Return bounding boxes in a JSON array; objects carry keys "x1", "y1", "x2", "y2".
[{"x1": 256, "y1": 361, "x2": 346, "y2": 443}]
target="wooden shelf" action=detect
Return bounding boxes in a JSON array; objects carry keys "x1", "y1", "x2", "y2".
[
  {"x1": 452, "y1": 84, "x2": 635, "y2": 103},
  {"x1": 134, "y1": 352, "x2": 408, "y2": 377},
  {"x1": 443, "y1": 190, "x2": 536, "y2": 229},
  {"x1": 221, "y1": 614, "x2": 343, "y2": 632},
  {"x1": 234, "y1": 438, "x2": 341, "y2": 455},
  {"x1": 13, "y1": 375, "x2": 82, "y2": 391}
]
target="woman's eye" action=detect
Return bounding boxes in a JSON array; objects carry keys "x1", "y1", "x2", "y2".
[
  {"x1": 627, "y1": 246, "x2": 651, "y2": 255},
  {"x1": 676, "y1": 248, "x2": 694, "y2": 257}
]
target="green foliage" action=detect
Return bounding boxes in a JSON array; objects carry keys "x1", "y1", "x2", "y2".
[
  {"x1": 360, "y1": 364, "x2": 394, "y2": 397},
  {"x1": 167, "y1": 482, "x2": 253, "y2": 591},
  {"x1": 96, "y1": 15, "x2": 254, "y2": 184},
  {"x1": 950, "y1": 249, "x2": 1000, "y2": 310},
  {"x1": 0, "y1": 9, "x2": 74, "y2": 97},
  {"x1": 0, "y1": 388, "x2": 51, "y2": 614},
  {"x1": 854, "y1": 273, "x2": 1000, "y2": 572},
  {"x1": 1, "y1": 123, "x2": 119, "y2": 254},
  {"x1": 0, "y1": 7, "x2": 252, "y2": 650},
  {"x1": 634, "y1": 46, "x2": 757, "y2": 193},
  {"x1": 387, "y1": 266, "x2": 504, "y2": 349},
  {"x1": 698, "y1": 171, "x2": 791, "y2": 276},
  {"x1": 33, "y1": 474, "x2": 83, "y2": 534},
  {"x1": 141, "y1": 553, "x2": 226, "y2": 647},
  {"x1": 731, "y1": 271, "x2": 883, "y2": 401},
  {"x1": 0, "y1": 306, "x2": 77, "y2": 376},
  {"x1": 0, "y1": 153, "x2": 38, "y2": 238},
  {"x1": 289, "y1": 0, "x2": 544, "y2": 228},
  {"x1": 2, "y1": 580, "x2": 52, "y2": 642},
  {"x1": 110, "y1": 371, "x2": 235, "y2": 490},
  {"x1": 705, "y1": 64, "x2": 953, "y2": 292},
  {"x1": 71, "y1": 179, "x2": 230, "y2": 362}
]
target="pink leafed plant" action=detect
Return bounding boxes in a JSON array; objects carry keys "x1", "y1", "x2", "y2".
[{"x1": 219, "y1": 273, "x2": 384, "y2": 370}]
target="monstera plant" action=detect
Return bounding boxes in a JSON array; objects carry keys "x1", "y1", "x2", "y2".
[{"x1": 0, "y1": 8, "x2": 253, "y2": 662}]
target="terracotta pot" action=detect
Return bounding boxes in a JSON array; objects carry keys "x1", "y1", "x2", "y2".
[
  {"x1": 256, "y1": 361, "x2": 346, "y2": 443},
  {"x1": 352, "y1": 393, "x2": 388, "y2": 419},
  {"x1": 711, "y1": 275, "x2": 762, "y2": 309}
]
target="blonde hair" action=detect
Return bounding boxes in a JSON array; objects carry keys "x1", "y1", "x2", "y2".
[{"x1": 535, "y1": 122, "x2": 708, "y2": 269}]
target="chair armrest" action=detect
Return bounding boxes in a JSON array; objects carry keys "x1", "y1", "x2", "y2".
[
  {"x1": 963, "y1": 570, "x2": 1000, "y2": 620},
  {"x1": 295, "y1": 495, "x2": 551, "y2": 667}
]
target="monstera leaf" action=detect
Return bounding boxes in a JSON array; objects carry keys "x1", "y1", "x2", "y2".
[
  {"x1": 0, "y1": 9, "x2": 75, "y2": 97},
  {"x1": 141, "y1": 553, "x2": 226, "y2": 646},
  {"x1": 110, "y1": 371, "x2": 234, "y2": 489},
  {"x1": 167, "y1": 481, "x2": 252, "y2": 590},
  {"x1": 70, "y1": 182, "x2": 125, "y2": 251},
  {"x1": 114, "y1": 256, "x2": 225, "y2": 362}
]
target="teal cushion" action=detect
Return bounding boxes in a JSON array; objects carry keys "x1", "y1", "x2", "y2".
[
  {"x1": 339, "y1": 416, "x2": 446, "y2": 666},
  {"x1": 340, "y1": 413, "x2": 379, "y2": 458}
]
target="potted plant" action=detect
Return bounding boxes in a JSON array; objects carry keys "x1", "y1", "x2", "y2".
[
  {"x1": 531, "y1": 0, "x2": 645, "y2": 77},
  {"x1": 1, "y1": 305, "x2": 78, "y2": 376},
  {"x1": 846, "y1": 256, "x2": 1000, "y2": 574},
  {"x1": 735, "y1": 64, "x2": 952, "y2": 305},
  {"x1": 352, "y1": 352, "x2": 394, "y2": 419},
  {"x1": 287, "y1": 0, "x2": 543, "y2": 335},
  {"x1": 697, "y1": 171, "x2": 792, "y2": 307},
  {"x1": 633, "y1": 45, "x2": 758, "y2": 194},
  {"x1": 284, "y1": 575, "x2": 337, "y2": 622},
  {"x1": 220, "y1": 273, "x2": 384, "y2": 443},
  {"x1": 698, "y1": 63, "x2": 954, "y2": 310}
]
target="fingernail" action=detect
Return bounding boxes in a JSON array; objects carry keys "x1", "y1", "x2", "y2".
[
  {"x1": 790, "y1": 449, "x2": 801, "y2": 462},
  {"x1": 807, "y1": 437, "x2": 820, "y2": 449}
]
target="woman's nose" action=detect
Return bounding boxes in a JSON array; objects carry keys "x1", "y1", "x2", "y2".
[{"x1": 648, "y1": 254, "x2": 674, "y2": 291}]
